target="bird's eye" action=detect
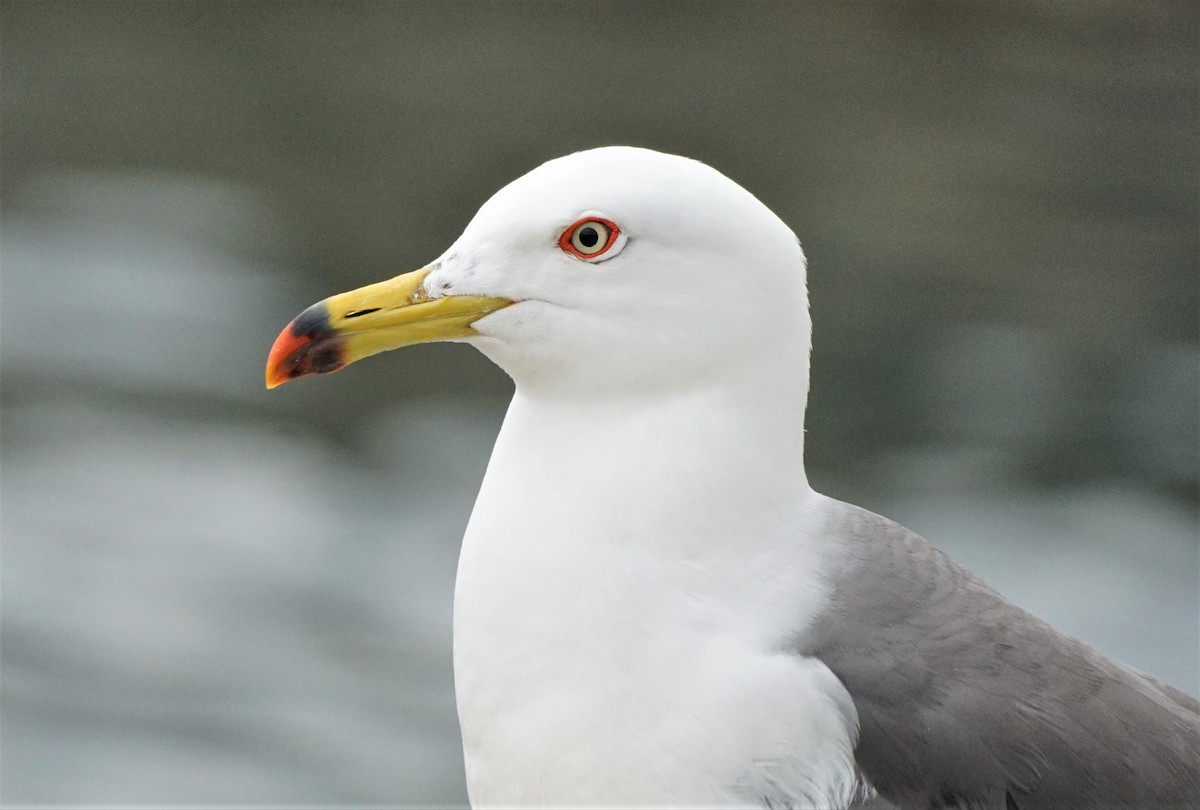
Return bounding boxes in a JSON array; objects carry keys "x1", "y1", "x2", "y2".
[{"x1": 559, "y1": 217, "x2": 621, "y2": 261}]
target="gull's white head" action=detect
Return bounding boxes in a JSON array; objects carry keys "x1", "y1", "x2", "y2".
[{"x1": 267, "y1": 147, "x2": 811, "y2": 400}]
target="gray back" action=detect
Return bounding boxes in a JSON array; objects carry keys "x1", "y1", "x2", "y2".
[{"x1": 796, "y1": 499, "x2": 1199, "y2": 809}]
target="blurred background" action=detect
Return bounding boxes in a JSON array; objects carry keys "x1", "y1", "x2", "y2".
[{"x1": 1, "y1": 2, "x2": 1196, "y2": 805}]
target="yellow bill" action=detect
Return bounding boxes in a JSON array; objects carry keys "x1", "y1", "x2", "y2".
[{"x1": 265, "y1": 267, "x2": 512, "y2": 389}]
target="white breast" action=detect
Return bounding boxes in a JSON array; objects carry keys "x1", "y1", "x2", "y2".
[{"x1": 451, "y1": 393, "x2": 861, "y2": 808}]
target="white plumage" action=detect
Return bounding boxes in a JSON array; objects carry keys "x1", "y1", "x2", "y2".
[{"x1": 433, "y1": 148, "x2": 861, "y2": 806}]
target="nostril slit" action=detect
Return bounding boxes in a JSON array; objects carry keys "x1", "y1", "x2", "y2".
[{"x1": 344, "y1": 308, "x2": 381, "y2": 319}]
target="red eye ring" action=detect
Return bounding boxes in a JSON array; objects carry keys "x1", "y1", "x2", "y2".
[{"x1": 559, "y1": 217, "x2": 621, "y2": 260}]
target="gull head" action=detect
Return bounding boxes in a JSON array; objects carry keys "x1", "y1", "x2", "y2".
[{"x1": 266, "y1": 146, "x2": 810, "y2": 397}]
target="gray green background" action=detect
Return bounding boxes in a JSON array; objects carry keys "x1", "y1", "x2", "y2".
[{"x1": 2, "y1": 2, "x2": 1196, "y2": 805}]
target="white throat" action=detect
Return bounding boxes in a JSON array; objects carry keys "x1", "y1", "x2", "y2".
[{"x1": 450, "y1": 325, "x2": 860, "y2": 807}]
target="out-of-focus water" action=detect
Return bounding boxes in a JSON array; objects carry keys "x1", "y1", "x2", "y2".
[
  {"x1": 2, "y1": 3, "x2": 1196, "y2": 806},
  {"x1": 2, "y1": 181, "x2": 491, "y2": 803}
]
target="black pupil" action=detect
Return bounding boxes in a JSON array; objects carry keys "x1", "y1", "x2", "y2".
[{"x1": 578, "y1": 225, "x2": 600, "y2": 248}]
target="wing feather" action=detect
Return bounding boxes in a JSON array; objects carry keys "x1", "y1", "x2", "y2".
[{"x1": 797, "y1": 499, "x2": 1200, "y2": 809}]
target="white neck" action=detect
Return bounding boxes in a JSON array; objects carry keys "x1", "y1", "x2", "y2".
[
  {"x1": 451, "y1": 333, "x2": 858, "y2": 807},
  {"x1": 512, "y1": 331, "x2": 809, "y2": 506}
]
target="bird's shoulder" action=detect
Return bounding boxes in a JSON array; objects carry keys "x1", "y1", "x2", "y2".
[{"x1": 793, "y1": 496, "x2": 1200, "y2": 810}]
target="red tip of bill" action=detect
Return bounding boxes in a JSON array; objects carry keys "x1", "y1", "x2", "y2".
[{"x1": 265, "y1": 302, "x2": 345, "y2": 389}]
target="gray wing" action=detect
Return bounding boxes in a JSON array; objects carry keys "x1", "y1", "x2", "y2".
[{"x1": 795, "y1": 498, "x2": 1200, "y2": 810}]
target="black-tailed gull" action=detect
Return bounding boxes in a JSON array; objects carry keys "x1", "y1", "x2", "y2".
[{"x1": 266, "y1": 146, "x2": 1199, "y2": 809}]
